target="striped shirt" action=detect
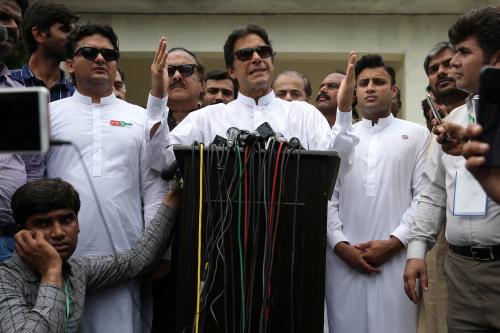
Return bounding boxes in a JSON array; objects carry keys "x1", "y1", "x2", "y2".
[{"x1": 10, "y1": 64, "x2": 74, "y2": 102}]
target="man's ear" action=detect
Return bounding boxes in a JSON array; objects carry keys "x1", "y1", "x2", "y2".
[
  {"x1": 229, "y1": 66, "x2": 237, "y2": 80},
  {"x1": 391, "y1": 84, "x2": 399, "y2": 99},
  {"x1": 490, "y1": 50, "x2": 500, "y2": 67},
  {"x1": 31, "y1": 26, "x2": 46, "y2": 44},
  {"x1": 66, "y1": 59, "x2": 74, "y2": 74}
]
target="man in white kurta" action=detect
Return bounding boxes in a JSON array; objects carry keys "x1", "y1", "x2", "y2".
[
  {"x1": 46, "y1": 24, "x2": 166, "y2": 333},
  {"x1": 146, "y1": 25, "x2": 358, "y2": 172},
  {"x1": 326, "y1": 55, "x2": 430, "y2": 333}
]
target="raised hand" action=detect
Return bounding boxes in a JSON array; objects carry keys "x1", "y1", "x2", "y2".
[
  {"x1": 337, "y1": 51, "x2": 356, "y2": 113},
  {"x1": 151, "y1": 36, "x2": 168, "y2": 99}
]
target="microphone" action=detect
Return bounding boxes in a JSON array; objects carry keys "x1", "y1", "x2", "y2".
[
  {"x1": 288, "y1": 137, "x2": 304, "y2": 149},
  {"x1": 0, "y1": 26, "x2": 7, "y2": 44},
  {"x1": 256, "y1": 122, "x2": 275, "y2": 140},
  {"x1": 160, "y1": 160, "x2": 179, "y2": 181},
  {"x1": 239, "y1": 131, "x2": 261, "y2": 146},
  {"x1": 274, "y1": 132, "x2": 287, "y2": 143},
  {"x1": 226, "y1": 127, "x2": 240, "y2": 148}
]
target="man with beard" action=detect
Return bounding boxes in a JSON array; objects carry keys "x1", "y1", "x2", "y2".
[
  {"x1": 424, "y1": 41, "x2": 468, "y2": 115},
  {"x1": 202, "y1": 69, "x2": 236, "y2": 106},
  {"x1": 416, "y1": 41, "x2": 469, "y2": 333},
  {"x1": 113, "y1": 67, "x2": 126, "y2": 100},
  {"x1": 10, "y1": 1, "x2": 77, "y2": 101},
  {"x1": 316, "y1": 72, "x2": 346, "y2": 127}
]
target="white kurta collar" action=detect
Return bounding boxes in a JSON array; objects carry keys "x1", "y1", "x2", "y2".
[
  {"x1": 236, "y1": 90, "x2": 275, "y2": 107},
  {"x1": 72, "y1": 89, "x2": 117, "y2": 106},
  {"x1": 360, "y1": 113, "x2": 394, "y2": 128}
]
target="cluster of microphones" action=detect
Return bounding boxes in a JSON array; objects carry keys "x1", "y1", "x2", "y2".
[
  {"x1": 160, "y1": 122, "x2": 303, "y2": 181},
  {"x1": 216, "y1": 122, "x2": 304, "y2": 150}
]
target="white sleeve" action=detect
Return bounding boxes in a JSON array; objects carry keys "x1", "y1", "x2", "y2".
[
  {"x1": 331, "y1": 109, "x2": 359, "y2": 175},
  {"x1": 391, "y1": 129, "x2": 431, "y2": 246},
  {"x1": 407, "y1": 140, "x2": 448, "y2": 259},
  {"x1": 327, "y1": 178, "x2": 350, "y2": 250},
  {"x1": 145, "y1": 93, "x2": 169, "y2": 171}
]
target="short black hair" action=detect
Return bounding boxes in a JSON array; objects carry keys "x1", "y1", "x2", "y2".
[
  {"x1": 423, "y1": 41, "x2": 454, "y2": 75},
  {"x1": 22, "y1": 1, "x2": 78, "y2": 55},
  {"x1": 273, "y1": 70, "x2": 312, "y2": 97},
  {"x1": 205, "y1": 69, "x2": 238, "y2": 97},
  {"x1": 11, "y1": 178, "x2": 81, "y2": 228},
  {"x1": 15, "y1": 0, "x2": 29, "y2": 16},
  {"x1": 223, "y1": 24, "x2": 274, "y2": 69},
  {"x1": 69, "y1": 22, "x2": 119, "y2": 57},
  {"x1": 117, "y1": 67, "x2": 125, "y2": 82},
  {"x1": 448, "y1": 7, "x2": 500, "y2": 62},
  {"x1": 354, "y1": 54, "x2": 396, "y2": 85},
  {"x1": 169, "y1": 47, "x2": 205, "y2": 81}
]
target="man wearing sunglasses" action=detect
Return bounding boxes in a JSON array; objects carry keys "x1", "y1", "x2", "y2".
[
  {"x1": 47, "y1": 23, "x2": 167, "y2": 333},
  {"x1": 146, "y1": 24, "x2": 357, "y2": 174},
  {"x1": 165, "y1": 47, "x2": 205, "y2": 128}
]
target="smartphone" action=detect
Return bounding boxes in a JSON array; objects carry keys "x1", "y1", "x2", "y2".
[
  {"x1": 426, "y1": 94, "x2": 444, "y2": 124},
  {"x1": 477, "y1": 66, "x2": 500, "y2": 167},
  {"x1": 0, "y1": 87, "x2": 50, "y2": 153}
]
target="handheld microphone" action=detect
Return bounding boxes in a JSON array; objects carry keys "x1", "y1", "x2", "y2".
[
  {"x1": 240, "y1": 131, "x2": 261, "y2": 146},
  {"x1": 256, "y1": 122, "x2": 275, "y2": 140},
  {"x1": 289, "y1": 137, "x2": 304, "y2": 149},
  {"x1": 274, "y1": 132, "x2": 287, "y2": 143},
  {"x1": 160, "y1": 160, "x2": 179, "y2": 181},
  {"x1": 226, "y1": 127, "x2": 240, "y2": 148}
]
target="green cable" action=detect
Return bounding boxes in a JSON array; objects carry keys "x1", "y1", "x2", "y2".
[{"x1": 236, "y1": 146, "x2": 246, "y2": 331}]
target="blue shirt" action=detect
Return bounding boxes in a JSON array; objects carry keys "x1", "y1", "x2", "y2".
[{"x1": 10, "y1": 64, "x2": 74, "y2": 102}]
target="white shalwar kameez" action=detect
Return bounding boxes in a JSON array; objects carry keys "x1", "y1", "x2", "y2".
[
  {"x1": 145, "y1": 90, "x2": 358, "y2": 171},
  {"x1": 326, "y1": 114, "x2": 430, "y2": 333},
  {"x1": 47, "y1": 91, "x2": 167, "y2": 333}
]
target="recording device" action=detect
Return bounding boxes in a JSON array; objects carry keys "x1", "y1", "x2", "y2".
[
  {"x1": 239, "y1": 130, "x2": 261, "y2": 146},
  {"x1": 477, "y1": 66, "x2": 500, "y2": 167},
  {"x1": 289, "y1": 137, "x2": 304, "y2": 150},
  {"x1": 212, "y1": 135, "x2": 227, "y2": 146},
  {"x1": 256, "y1": 122, "x2": 275, "y2": 139},
  {"x1": 0, "y1": 87, "x2": 50, "y2": 153},
  {"x1": 226, "y1": 127, "x2": 240, "y2": 148},
  {"x1": 426, "y1": 93, "x2": 444, "y2": 124},
  {"x1": 160, "y1": 160, "x2": 179, "y2": 181}
]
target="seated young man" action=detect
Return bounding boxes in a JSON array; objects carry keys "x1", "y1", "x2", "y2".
[{"x1": 0, "y1": 178, "x2": 178, "y2": 332}]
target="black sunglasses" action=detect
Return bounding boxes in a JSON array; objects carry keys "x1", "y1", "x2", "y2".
[
  {"x1": 234, "y1": 45, "x2": 273, "y2": 62},
  {"x1": 74, "y1": 47, "x2": 120, "y2": 62},
  {"x1": 167, "y1": 64, "x2": 197, "y2": 77}
]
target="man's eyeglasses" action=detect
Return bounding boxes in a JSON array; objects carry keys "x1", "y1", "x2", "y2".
[
  {"x1": 234, "y1": 45, "x2": 274, "y2": 62},
  {"x1": 167, "y1": 64, "x2": 197, "y2": 77},
  {"x1": 74, "y1": 47, "x2": 120, "y2": 62}
]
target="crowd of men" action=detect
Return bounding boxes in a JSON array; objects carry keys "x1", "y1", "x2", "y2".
[{"x1": 0, "y1": 0, "x2": 499, "y2": 332}]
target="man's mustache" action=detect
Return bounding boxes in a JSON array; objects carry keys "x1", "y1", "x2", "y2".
[{"x1": 316, "y1": 92, "x2": 330, "y2": 102}]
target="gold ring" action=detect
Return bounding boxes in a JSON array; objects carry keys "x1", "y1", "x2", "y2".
[{"x1": 156, "y1": 64, "x2": 164, "y2": 71}]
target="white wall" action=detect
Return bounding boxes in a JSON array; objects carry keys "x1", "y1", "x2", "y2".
[{"x1": 81, "y1": 13, "x2": 460, "y2": 124}]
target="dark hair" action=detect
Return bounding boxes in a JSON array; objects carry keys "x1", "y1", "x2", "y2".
[
  {"x1": 69, "y1": 22, "x2": 119, "y2": 57},
  {"x1": 448, "y1": 7, "x2": 500, "y2": 61},
  {"x1": 205, "y1": 69, "x2": 238, "y2": 97},
  {"x1": 117, "y1": 67, "x2": 125, "y2": 82},
  {"x1": 355, "y1": 54, "x2": 396, "y2": 85},
  {"x1": 223, "y1": 24, "x2": 274, "y2": 69},
  {"x1": 169, "y1": 47, "x2": 205, "y2": 81},
  {"x1": 15, "y1": 0, "x2": 29, "y2": 16},
  {"x1": 423, "y1": 41, "x2": 454, "y2": 75},
  {"x1": 22, "y1": 1, "x2": 78, "y2": 55},
  {"x1": 273, "y1": 70, "x2": 312, "y2": 97},
  {"x1": 11, "y1": 178, "x2": 80, "y2": 227}
]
